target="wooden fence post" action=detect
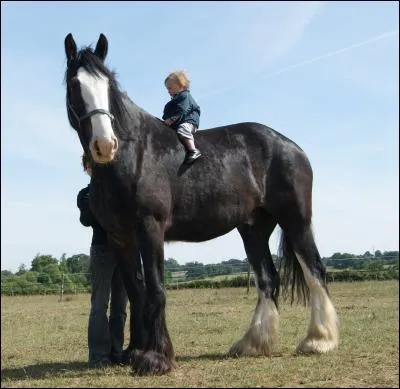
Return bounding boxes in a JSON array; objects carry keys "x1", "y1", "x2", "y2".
[{"x1": 59, "y1": 273, "x2": 64, "y2": 302}]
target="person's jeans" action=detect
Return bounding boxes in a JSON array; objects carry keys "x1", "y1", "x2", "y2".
[{"x1": 88, "y1": 244, "x2": 128, "y2": 365}]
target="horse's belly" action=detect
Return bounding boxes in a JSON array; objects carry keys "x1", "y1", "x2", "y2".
[
  {"x1": 165, "y1": 209, "x2": 253, "y2": 242},
  {"x1": 165, "y1": 223, "x2": 237, "y2": 242}
]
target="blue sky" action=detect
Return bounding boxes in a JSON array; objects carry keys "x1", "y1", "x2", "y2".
[{"x1": 1, "y1": 1, "x2": 398, "y2": 272}]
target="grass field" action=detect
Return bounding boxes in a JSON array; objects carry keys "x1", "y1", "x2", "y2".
[{"x1": 1, "y1": 281, "x2": 398, "y2": 388}]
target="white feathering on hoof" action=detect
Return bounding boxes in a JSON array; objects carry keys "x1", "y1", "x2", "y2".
[
  {"x1": 228, "y1": 292, "x2": 279, "y2": 357},
  {"x1": 295, "y1": 253, "x2": 339, "y2": 354}
]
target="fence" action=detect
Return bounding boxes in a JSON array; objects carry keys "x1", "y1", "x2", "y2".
[{"x1": 1, "y1": 266, "x2": 398, "y2": 299}]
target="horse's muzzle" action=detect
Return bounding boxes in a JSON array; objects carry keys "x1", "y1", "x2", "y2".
[{"x1": 90, "y1": 135, "x2": 118, "y2": 163}]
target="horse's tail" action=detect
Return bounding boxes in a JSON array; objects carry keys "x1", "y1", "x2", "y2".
[{"x1": 278, "y1": 229, "x2": 310, "y2": 306}]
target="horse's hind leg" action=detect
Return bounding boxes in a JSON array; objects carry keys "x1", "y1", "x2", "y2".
[
  {"x1": 281, "y1": 223, "x2": 339, "y2": 354},
  {"x1": 228, "y1": 213, "x2": 279, "y2": 357}
]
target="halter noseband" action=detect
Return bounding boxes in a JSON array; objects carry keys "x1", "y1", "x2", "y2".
[{"x1": 67, "y1": 99, "x2": 115, "y2": 127}]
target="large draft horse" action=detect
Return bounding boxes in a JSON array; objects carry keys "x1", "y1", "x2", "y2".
[{"x1": 64, "y1": 33, "x2": 339, "y2": 375}]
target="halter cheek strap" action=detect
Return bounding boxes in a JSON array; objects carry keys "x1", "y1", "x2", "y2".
[{"x1": 67, "y1": 99, "x2": 114, "y2": 127}]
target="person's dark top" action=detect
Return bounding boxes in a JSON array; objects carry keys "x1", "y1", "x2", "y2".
[
  {"x1": 77, "y1": 184, "x2": 107, "y2": 245},
  {"x1": 162, "y1": 89, "x2": 200, "y2": 130}
]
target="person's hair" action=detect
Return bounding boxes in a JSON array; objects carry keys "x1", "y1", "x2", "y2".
[
  {"x1": 164, "y1": 70, "x2": 190, "y2": 90},
  {"x1": 82, "y1": 153, "x2": 91, "y2": 171}
]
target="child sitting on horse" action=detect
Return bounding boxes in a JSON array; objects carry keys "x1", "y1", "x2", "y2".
[{"x1": 162, "y1": 70, "x2": 202, "y2": 164}]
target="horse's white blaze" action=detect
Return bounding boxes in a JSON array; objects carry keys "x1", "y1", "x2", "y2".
[
  {"x1": 295, "y1": 252, "x2": 339, "y2": 354},
  {"x1": 77, "y1": 68, "x2": 117, "y2": 162},
  {"x1": 228, "y1": 290, "x2": 279, "y2": 357}
]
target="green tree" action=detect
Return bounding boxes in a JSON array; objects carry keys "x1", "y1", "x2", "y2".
[
  {"x1": 62, "y1": 273, "x2": 80, "y2": 292},
  {"x1": 16, "y1": 263, "x2": 27, "y2": 275},
  {"x1": 21, "y1": 271, "x2": 39, "y2": 283},
  {"x1": 37, "y1": 272, "x2": 52, "y2": 285},
  {"x1": 382, "y1": 251, "x2": 399, "y2": 260},
  {"x1": 65, "y1": 254, "x2": 89, "y2": 274},
  {"x1": 42, "y1": 264, "x2": 62, "y2": 283},
  {"x1": 185, "y1": 262, "x2": 205, "y2": 280},
  {"x1": 31, "y1": 254, "x2": 58, "y2": 273},
  {"x1": 59, "y1": 253, "x2": 68, "y2": 273},
  {"x1": 366, "y1": 260, "x2": 384, "y2": 272},
  {"x1": 164, "y1": 258, "x2": 181, "y2": 272},
  {"x1": 164, "y1": 270, "x2": 173, "y2": 284},
  {"x1": 1, "y1": 272, "x2": 17, "y2": 294}
]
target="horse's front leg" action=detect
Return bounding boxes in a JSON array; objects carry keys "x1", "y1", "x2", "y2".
[
  {"x1": 116, "y1": 245, "x2": 148, "y2": 362},
  {"x1": 132, "y1": 216, "x2": 175, "y2": 376}
]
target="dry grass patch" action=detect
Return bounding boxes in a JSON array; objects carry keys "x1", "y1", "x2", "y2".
[{"x1": 1, "y1": 281, "x2": 398, "y2": 387}]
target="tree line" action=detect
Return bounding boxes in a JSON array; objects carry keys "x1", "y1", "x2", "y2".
[{"x1": 1, "y1": 250, "x2": 398, "y2": 295}]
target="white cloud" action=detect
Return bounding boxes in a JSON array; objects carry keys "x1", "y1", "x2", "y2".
[
  {"x1": 263, "y1": 29, "x2": 399, "y2": 80},
  {"x1": 192, "y1": 2, "x2": 325, "y2": 100}
]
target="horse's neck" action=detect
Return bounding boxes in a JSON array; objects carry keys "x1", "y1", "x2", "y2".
[
  {"x1": 112, "y1": 96, "x2": 146, "y2": 140},
  {"x1": 120, "y1": 94, "x2": 170, "y2": 139}
]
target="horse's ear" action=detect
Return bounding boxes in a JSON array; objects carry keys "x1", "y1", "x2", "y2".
[
  {"x1": 94, "y1": 33, "x2": 108, "y2": 61},
  {"x1": 65, "y1": 33, "x2": 77, "y2": 61}
]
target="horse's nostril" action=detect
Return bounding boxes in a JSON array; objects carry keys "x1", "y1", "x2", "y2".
[
  {"x1": 112, "y1": 137, "x2": 118, "y2": 151},
  {"x1": 94, "y1": 140, "x2": 101, "y2": 156}
]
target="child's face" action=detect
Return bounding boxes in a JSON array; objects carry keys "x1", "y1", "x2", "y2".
[{"x1": 165, "y1": 79, "x2": 183, "y2": 97}]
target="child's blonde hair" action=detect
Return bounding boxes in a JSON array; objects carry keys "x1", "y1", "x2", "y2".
[{"x1": 164, "y1": 70, "x2": 190, "y2": 90}]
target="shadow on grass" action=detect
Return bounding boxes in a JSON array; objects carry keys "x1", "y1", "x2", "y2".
[
  {"x1": 1, "y1": 353, "x2": 289, "y2": 382},
  {"x1": 175, "y1": 351, "x2": 285, "y2": 362},
  {"x1": 1, "y1": 361, "x2": 91, "y2": 382},
  {"x1": 175, "y1": 353, "x2": 229, "y2": 362},
  {"x1": 0, "y1": 356, "x2": 229, "y2": 382}
]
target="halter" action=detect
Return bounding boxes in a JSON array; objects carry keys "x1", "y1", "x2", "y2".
[{"x1": 67, "y1": 98, "x2": 114, "y2": 127}]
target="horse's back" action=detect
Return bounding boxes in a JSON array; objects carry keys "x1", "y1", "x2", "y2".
[
  {"x1": 196, "y1": 122, "x2": 304, "y2": 156},
  {"x1": 191, "y1": 122, "x2": 309, "y2": 178}
]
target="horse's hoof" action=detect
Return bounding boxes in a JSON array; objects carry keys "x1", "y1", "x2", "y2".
[
  {"x1": 295, "y1": 338, "x2": 338, "y2": 354},
  {"x1": 227, "y1": 342, "x2": 242, "y2": 358},
  {"x1": 121, "y1": 348, "x2": 142, "y2": 365},
  {"x1": 132, "y1": 350, "x2": 175, "y2": 376},
  {"x1": 228, "y1": 336, "x2": 273, "y2": 358}
]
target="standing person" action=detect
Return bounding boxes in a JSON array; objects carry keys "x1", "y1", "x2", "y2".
[
  {"x1": 162, "y1": 70, "x2": 202, "y2": 164},
  {"x1": 77, "y1": 153, "x2": 128, "y2": 368}
]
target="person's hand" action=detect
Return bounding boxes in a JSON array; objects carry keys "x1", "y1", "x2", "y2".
[{"x1": 164, "y1": 119, "x2": 173, "y2": 126}]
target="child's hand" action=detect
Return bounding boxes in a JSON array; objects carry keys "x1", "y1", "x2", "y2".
[{"x1": 164, "y1": 119, "x2": 173, "y2": 126}]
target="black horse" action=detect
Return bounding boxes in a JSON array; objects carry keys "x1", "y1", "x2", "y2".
[{"x1": 64, "y1": 33, "x2": 339, "y2": 376}]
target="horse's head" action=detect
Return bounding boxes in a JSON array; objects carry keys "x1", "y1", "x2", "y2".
[{"x1": 64, "y1": 33, "x2": 118, "y2": 164}]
